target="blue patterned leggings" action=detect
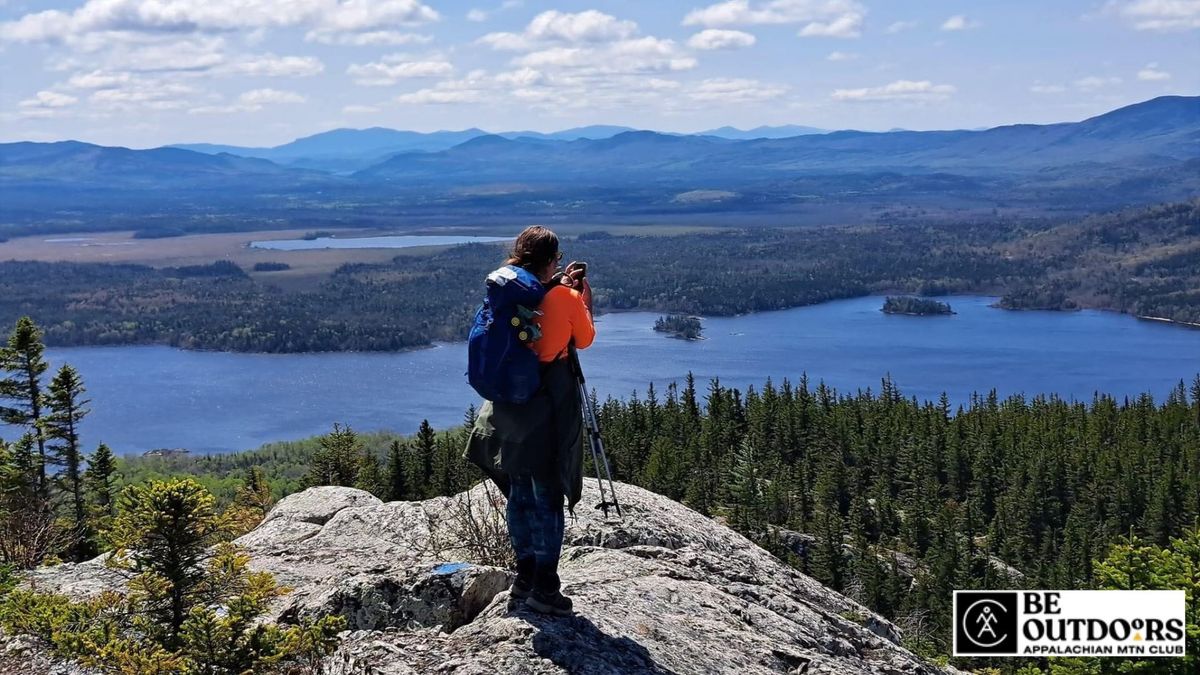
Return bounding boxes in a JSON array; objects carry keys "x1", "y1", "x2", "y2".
[{"x1": 507, "y1": 472, "x2": 565, "y2": 582}]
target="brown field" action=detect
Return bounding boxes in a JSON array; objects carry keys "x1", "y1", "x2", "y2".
[{"x1": 0, "y1": 224, "x2": 718, "y2": 291}]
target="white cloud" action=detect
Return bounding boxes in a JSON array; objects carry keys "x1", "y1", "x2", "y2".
[
  {"x1": 495, "y1": 67, "x2": 545, "y2": 87},
  {"x1": 342, "y1": 104, "x2": 381, "y2": 113},
  {"x1": 189, "y1": 87, "x2": 305, "y2": 111},
  {"x1": 683, "y1": 0, "x2": 865, "y2": 39},
  {"x1": 0, "y1": 0, "x2": 440, "y2": 44},
  {"x1": 20, "y1": 90, "x2": 78, "y2": 108},
  {"x1": 527, "y1": 9, "x2": 637, "y2": 42},
  {"x1": 1137, "y1": 62, "x2": 1172, "y2": 80},
  {"x1": 515, "y1": 37, "x2": 696, "y2": 74},
  {"x1": 690, "y1": 77, "x2": 787, "y2": 102},
  {"x1": 826, "y1": 50, "x2": 857, "y2": 61},
  {"x1": 92, "y1": 80, "x2": 196, "y2": 110},
  {"x1": 395, "y1": 72, "x2": 492, "y2": 104},
  {"x1": 798, "y1": 14, "x2": 862, "y2": 37},
  {"x1": 467, "y1": 9, "x2": 489, "y2": 22},
  {"x1": 1030, "y1": 83, "x2": 1066, "y2": 94},
  {"x1": 1074, "y1": 75, "x2": 1122, "y2": 90},
  {"x1": 1110, "y1": 0, "x2": 1200, "y2": 31},
  {"x1": 687, "y1": 28, "x2": 756, "y2": 49},
  {"x1": 66, "y1": 70, "x2": 133, "y2": 89},
  {"x1": 230, "y1": 54, "x2": 324, "y2": 77},
  {"x1": 240, "y1": 88, "x2": 305, "y2": 104},
  {"x1": 885, "y1": 20, "x2": 917, "y2": 33},
  {"x1": 305, "y1": 30, "x2": 432, "y2": 45},
  {"x1": 347, "y1": 56, "x2": 454, "y2": 86},
  {"x1": 479, "y1": 9, "x2": 637, "y2": 50},
  {"x1": 832, "y1": 79, "x2": 955, "y2": 101},
  {"x1": 941, "y1": 15, "x2": 981, "y2": 31}
]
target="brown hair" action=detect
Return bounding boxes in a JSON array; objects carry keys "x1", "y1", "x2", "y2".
[{"x1": 505, "y1": 225, "x2": 559, "y2": 271}]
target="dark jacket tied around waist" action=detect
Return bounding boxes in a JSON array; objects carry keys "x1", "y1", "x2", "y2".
[{"x1": 463, "y1": 357, "x2": 584, "y2": 513}]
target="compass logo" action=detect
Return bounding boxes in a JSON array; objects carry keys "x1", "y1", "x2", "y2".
[{"x1": 955, "y1": 592, "x2": 1018, "y2": 655}]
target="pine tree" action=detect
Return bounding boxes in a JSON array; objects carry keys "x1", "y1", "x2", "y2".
[
  {"x1": 0, "y1": 317, "x2": 50, "y2": 497},
  {"x1": 83, "y1": 443, "x2": 118, "y2": 550},
  {"x1": 355, "y1": 451, "x2": 387, "y2": 498},
  {"x1": 226, "y1": 467, "x2": 274, "y2": 536},
  {"x1": 414, "y1": 419, "x2": 437, "y2": 498},
  {"x1": 109, "y1": 478, "x2": 228, "y2": 648},
  {"x1": 0, "y1": 433, "x2": 57, "y2": 567},
  {"x1": 386, "y1": 440, "x2": 409, "y2": 501},
  {"x1": 729, "y1": 439, "x2": 765, "y2": 534},
  {"x1": 42, "y1": 364, "x2": 92, "y2": 560},
  {"x1": 303, "y1": 423, "x2": 361, "y2": 488}
]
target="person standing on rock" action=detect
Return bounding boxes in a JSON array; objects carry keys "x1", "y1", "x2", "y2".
[{"x1": 465, "y1": 225, "x2": 595, "y2": 617}]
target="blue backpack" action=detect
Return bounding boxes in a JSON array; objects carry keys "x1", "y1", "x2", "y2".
[{"x1": 467, "y1": 265, "x2": 548, "y2": 403}]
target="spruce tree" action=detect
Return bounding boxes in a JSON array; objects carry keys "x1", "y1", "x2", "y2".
[
  {"x1": 386, "y1": 440, "x2": 408, "y2": 501},
  {"x1": 303, "y1": 423, "x2": 361, "y2": 488},
  {"x1": 226, "y1": 466, "x2": 274, "y2": 536},
  {"x1": 355, "y1": 451, "x2": 387, "y2": 498},
  {"x1": 84, "y1": 443, "x2": 118, "y2": 542},
  {"x1": 414, "y1": 419, "x2": 437, "y2": 498},
  {"x1": 42, "y1": 364, "x2": 92, "y2": 560},
  {"x1": 0, "y1": 433, "x2": 56, "y2": 567},
  {"x1": 0, "y1": 317, "x2": 50, "y2": 497}
]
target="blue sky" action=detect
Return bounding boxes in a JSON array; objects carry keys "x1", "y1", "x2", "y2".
[{"x1": 0, "y1": 1, "x2": 1195, "y2": 147}]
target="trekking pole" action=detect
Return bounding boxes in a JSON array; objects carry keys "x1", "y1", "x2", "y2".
[{"x1": 567, "y1": 342, "x2": 623, "y2": 520}]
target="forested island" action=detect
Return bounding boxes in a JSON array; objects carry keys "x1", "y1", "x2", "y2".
[
  {"x1": 882, "y1": 296, "x2": 953, "y2": 316},
  {"x1": 654, "y1": 314, "x2": 703, "y2": 340},
  {"x1": 0, "y1": 201, "x2": 1197, "y2": 352}
]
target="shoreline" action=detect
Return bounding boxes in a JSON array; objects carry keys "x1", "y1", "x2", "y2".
[{"x1": 37, "y1": 295, "x2": 1200, "y2": 357}]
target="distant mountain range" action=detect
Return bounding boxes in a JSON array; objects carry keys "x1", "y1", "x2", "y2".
[
  {"x1": 2, "y1": 96, "x2": 1196, "y2": 225},
  {"x1": 169, "y1": 124, "x2": 826, "y2": 172},
  {"x1": 357, "y1": 96, "x2": 1199, "y2": 181}
]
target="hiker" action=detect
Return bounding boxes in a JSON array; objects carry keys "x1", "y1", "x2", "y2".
[{"x1": 464, "y1": 225, "x2": 595, "y2": 616}]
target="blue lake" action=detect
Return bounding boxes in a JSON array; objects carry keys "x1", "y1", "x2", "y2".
[
  {"x1": 249, "y1": 234, "x2": 511, "y2": 250},
  {"x1": 14, "y1": 296, "x2": 1199, "y2": 455}
]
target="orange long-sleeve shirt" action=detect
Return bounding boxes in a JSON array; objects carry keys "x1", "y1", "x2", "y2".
[{"x1": 531, "y1": 284, "x2": 595, "y2": 362}]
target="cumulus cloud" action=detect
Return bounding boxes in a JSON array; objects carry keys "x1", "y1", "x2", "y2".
[
  {"x1": 239, "y1": 88, "x2": 306, "y2": 105},
  {"x1": 885, "y1": 20, "x2": 917, "y2": 33},
  {"x1": 66, "y1": 70, "x2": 133, "y2": 89},
  {"x1": 305, "y1": 30, "x2": 432, "y2": 45},
  {"x1": 683, "y1": 0, "x2": 865, "y2": 38},
  {"x1": 832, "y1": 79, "x2": 955, "y2": 101},
  {"x1": 690, "y1": 77, "x2": 787, "y2": 102},
  {"x1": 93, "y1": 80, "x2": 196, "y2": 110},
  {"x1": 1137, "y1": 62, "x2": 1171, "y2": 80},
  {"x1": 826, "y1": 50, "x2": 858, "y2": 61},
  {"x1": 1110, "y1": 0, "x2": 1200, "y2": 31},
  {"x1": 20, "y1": 90, "x2": 78, "y2": 108},
  {"x1": 479, "y1": 9, "x2": 637, "y2": 50},
  {"x1": 687, "y1": 28, "x2": 756, "y2": 49},
  {"x1": 1074, "y1": 75, "x2": 1122, "y2": 90},
  {"x1": 347, "y1": 55, "x2": 454, "y2": 85},
  {"x1": 515, "y1": 36, "x2": 696, "y2": 74},
  {"x1": 191, "y1": 87, "x2": 306, "y2": 113},
  {"x1": 395, "y1": 71, "x2": 493, "y2": 104},
  {"x1": 1030, "y1": 83, "x2": 1066, "y2": 94},
  {"x1": 941, "y1": 15, "x2": 981, "y2": 31},
  {"x1": 0, "y1": 0, "x2": 440, "y2": 44},
  {"x1": 467, "y1": 9, "x2": 489, "y2": 22},
  {"x1": 230, "y1": 54, "x2": 324, "y2": 77}
]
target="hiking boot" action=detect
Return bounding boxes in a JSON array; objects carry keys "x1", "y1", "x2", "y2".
[
  {"x1": 525, "y1": 588, "x2": 573, "y2": 616},
  {"x1": 511, "y1": 557, "x2": 535, "y2": 599}
]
